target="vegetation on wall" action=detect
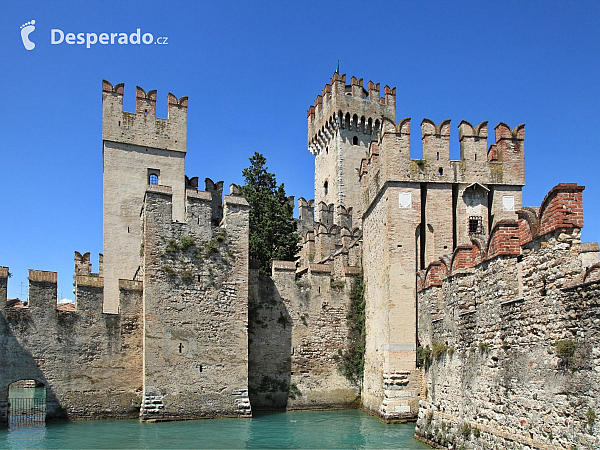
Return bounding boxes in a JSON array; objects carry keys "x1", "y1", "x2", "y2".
[
  {"x1": 240, "y1": 152, "x2": 300, "y2": 276},
  {"x1": 340, "y1": 274, "x2": 366, "y2": 386}
]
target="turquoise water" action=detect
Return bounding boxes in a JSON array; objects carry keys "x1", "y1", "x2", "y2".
[{"x1": 0, "y1": 409, "x2": 431, "y2": 449}]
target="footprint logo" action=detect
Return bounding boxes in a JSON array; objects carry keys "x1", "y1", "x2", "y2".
[{"x1": 20, "y1": 20, "x2": 36, "y2": 50}]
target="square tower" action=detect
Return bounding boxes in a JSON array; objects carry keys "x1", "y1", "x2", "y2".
[
  {"x1": 102, "y1": 80, "x2": 188, "y2": 313},
  {"x1": 308, "y1": 74, "x2": 396, "y2": 225}
]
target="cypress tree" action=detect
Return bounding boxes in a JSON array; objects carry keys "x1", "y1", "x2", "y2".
[{"x1": 240, "y1": 152, "x2": 300, "y2": 276}]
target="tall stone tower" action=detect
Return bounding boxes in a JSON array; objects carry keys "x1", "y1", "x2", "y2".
[
  {"x1": 102, "y1": 80, "x2": 188, "y2": 313},
  {"x1": 307, "y1": 73, "x2": 396, "y2": 226}
]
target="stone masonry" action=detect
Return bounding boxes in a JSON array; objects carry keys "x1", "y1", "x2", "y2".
[{"x1": 415, "y1": 183, "x2": 600, "y2": 449}]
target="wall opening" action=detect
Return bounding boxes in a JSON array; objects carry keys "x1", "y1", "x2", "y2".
[
  {"x1": 468, "y1": 216, "x2": 483, "y2": 235},
  {"x1": 352, "y1": 136, "x2": 358, "y2": 145},
  {"x1": 148, "y1": 169, "x2": 160, "y2": 185},
  {"x1": 7, "y1": 380, "x2": 46, "y2": 427}
]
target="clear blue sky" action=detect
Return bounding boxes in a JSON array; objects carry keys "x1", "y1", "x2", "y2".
[{"x1": 1, "y1": 0, "x2": 599, "y2": 300}]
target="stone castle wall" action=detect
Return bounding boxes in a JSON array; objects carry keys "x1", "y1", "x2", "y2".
[
  {"x1": 248, "y1": 261, "x2": 360, "y2": 411},
  {"x1": 0, "y1": 265, "x2": 143, "y2": 424},
  {"x1": 414, "y1": 184, "x2": 600, "y2": 449},
  {"x1": 140, "y1": 184, "x2": 252, "y2": 419}
]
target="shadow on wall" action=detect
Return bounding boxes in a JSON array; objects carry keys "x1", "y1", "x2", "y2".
[
  {"x1": 0, "y1": 312, "x2": 65, "y2": 427},
  {"x1": 248, "y1": 263, "x2": 293, "y2": 411}
]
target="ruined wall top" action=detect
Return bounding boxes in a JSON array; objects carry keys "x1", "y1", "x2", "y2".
[{"x1": 102, "y1": 79, "x2": 187, "y2": 153}]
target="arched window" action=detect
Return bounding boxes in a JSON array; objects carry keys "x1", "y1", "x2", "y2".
[
  {"x1": 323, "y1": 180, "x2": 329, "y2": 195},
  {"x1": 149, "y1": 173, "x2": 159, "y2": 185},
  {"x1": 353, "y1": 136, "x2": 359, "y2": 145}
]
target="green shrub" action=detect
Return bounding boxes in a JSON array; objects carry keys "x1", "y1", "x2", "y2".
[
  {"x1": 586, "y1": 408, "x2": 596, "y2": 429},
  {"x1": 206, "y1": 240, "x2": 220, "y2": 255},
  {"x1": 461, "y1": 422, "x2": 471, "y2": 438},
  {"x1": 162, "y1": 265, "x2": 176, "y2": 279},
  {"x1": 417, "y1": 345, "x2": 432, "y2": 369},
  {"x1": 288, "y1": 383, "x2": 302, "y2": 400},
  {"x1": 165, "y1": 239, "x2": 179, "y2": 253},
  {"x1": 180, "y1": 270, "x2": 193, "y2": 283},
  {"x1": 432, "y1": 341, "x2": 449, "y2": 359},
  {"x1": 179, "y1": 236, "x2": 196, "y2": 251},
  {"x1": 478, "y1": 342, "x2": 490, "y2": 353},
  {"x1": 340, "y1": 274, "x2": 366, "y2": 385}
]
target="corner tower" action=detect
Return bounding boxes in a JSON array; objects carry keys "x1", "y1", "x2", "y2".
[
  {"x1": 102, "y1": 80, "x2": 188, "y2": 313},
  {"x1": 308, "y1": 73, "x2": 396, "y2": 225}
]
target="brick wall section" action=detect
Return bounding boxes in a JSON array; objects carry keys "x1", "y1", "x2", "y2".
[
  {"x1": 538, "y1": 183, "x2": 584, "y2": 236},
  {"x1": 424, "y1": 261, "x2": 445, "y2": 288},
  {"x1": 494, "y1": 122, "x2": 525, "y2": 185},
  {"x1": 416, "y1": 185, "x2": 586, "y2": 289},
  {"x1": 28, "y1": 270, "x2": 57, "y2": 283},
  {"x1": 486, "y1": 220, "x2": 520, "y2": 258},
  {"x1": 450, "y1": 245, "x2": 474, "y2": 273}
]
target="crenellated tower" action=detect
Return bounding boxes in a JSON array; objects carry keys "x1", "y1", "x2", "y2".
[
  {"x1": 307, "y1": 73, "x2": 396, "y2": 225},
  {"x1": 102, "y1": 80, "x2": 188, "y2": 313}
]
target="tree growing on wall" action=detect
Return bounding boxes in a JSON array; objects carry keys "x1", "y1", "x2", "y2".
[
  {"x1": 340, "y1": 274, "x2": 366, "y2": 386},
  {"x1": 241, "y1": 152, "x2": 300, "y2": 276}
]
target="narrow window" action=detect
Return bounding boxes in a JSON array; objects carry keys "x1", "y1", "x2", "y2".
[
  {"x1": 438, "y1": 167, "x2": 443, "y2": 176},
  {"x1": 352, "y1": 136, "x2": 358, "y2": 145},
  {"x1": 323, "y1": 180, "x2": 329, "y2": 195},
  {"x1": 468, "y1": 216, "x2": 483, "y2": 235},
  {"x1": 436, "y1": 152, "x2": 439, "y2": 160}
]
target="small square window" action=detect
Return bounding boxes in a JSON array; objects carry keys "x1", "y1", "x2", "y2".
[
  {"x1": 148, "y1": 169, "x2": 160, "y2": 185},
  {"x1": 468, "y1": 216, "x2": 483, "y2": 235}
]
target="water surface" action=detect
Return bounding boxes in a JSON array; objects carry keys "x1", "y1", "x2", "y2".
[{"x1": 0, "y1": 409, "x2": 431, "y2": 449}]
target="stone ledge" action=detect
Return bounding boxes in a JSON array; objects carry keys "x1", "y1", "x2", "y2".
[
  {"x1": 29, "y1": 270, "x2": 57, "y2": 283},
  {"x1": 500, "y1": 297, "x2": 524, "y2": 307},
  {"x1": 342, "y1": 266, "x2": 362, "y2": 276},
  {"x1": 580, "y1": 241, "x2": 599, "y2": 252},
  {"x1": 76, "y1": 275, "x2": 104, "y2": 288},
  {"x1": 146, "y1": 184, "x2": 173, "y2": 195},
  {"x1": 185, "y1": 189, "x2": 212, "y2": 202},
  {"x1": 309, "y1": 263, "x2": 332, "y2": 274},
  {"x1": 119, "y1": 279, "x2": 143, "y2": 291},
  {"x1": 224, "y1": 195, "x2": 249, "y2": 207},
  {"x1": 272, "y1": 261, "x2": 296, "y2": 272}
]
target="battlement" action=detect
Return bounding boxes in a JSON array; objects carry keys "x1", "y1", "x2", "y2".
[
  {"x1": 360, "y1": 118, "x2": 526, "y2": 212},
  {"x1": 143, "y1": 179, "x2": 249, "y2": 241},
  {"x1": 102, "y1": 79, "x2": 187, "y2": 153},
  {"x1": 0, "y1": 260, "x2": 141, "y2": 315},
  {"x1": 307, "y1": 74, "x2": 396, "y2": 155},
  {"x1": 417, "y1": 183, "x2": 587, "y2": 292}
]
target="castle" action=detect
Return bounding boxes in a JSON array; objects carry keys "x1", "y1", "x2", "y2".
[{"x1": 1, "y1": 74, "x2": 599, "y2": 449}]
